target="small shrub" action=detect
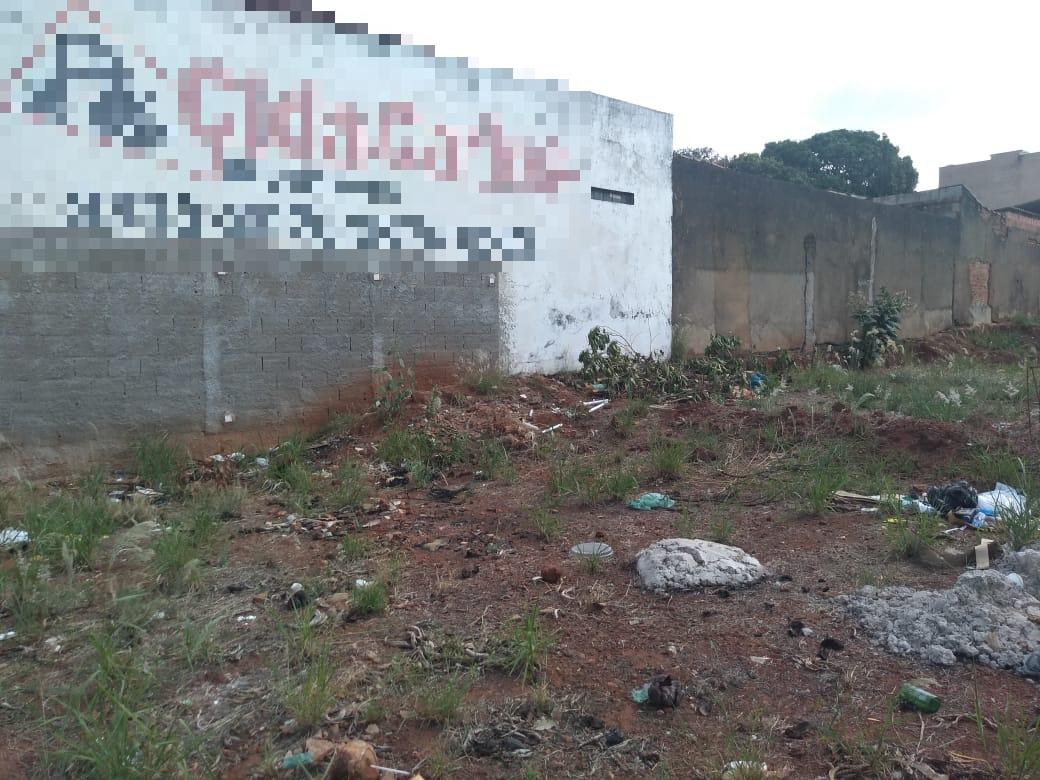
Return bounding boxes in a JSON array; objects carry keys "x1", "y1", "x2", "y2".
[
  {"x1": 995, "y1": 708, "x2": 1040, "y2": 780},
  {"x1": 970, "y1": 448, "x2": 1027, "y2": 488},
  {"x1": 802, "y1": 465, "x2": 847, "y2": 515},
  {"x1": 179, "y1": 618, "x2": 221, "y2": 671},
  {"x1": 0, "y1": 557, "x2": 63, "y2": 633},
  {"x1": 578, "y1": 327, "x2": 691, "y2": 398},
  {"x1": 848, "y1": 289, "x2": 910, "y2": 369},
  {"x1": 21, "y1": 493, "x2": 119, "y2": 568},
  {"x1": 650, "y1": 438, "x2": 686, "y2": 480},
  {"x1": 1000, "y1": 462, "x2": 1040, "y2": 551},
  {"x1": 352, "y1": 580, "x2": 389, "y2": 616},
  {"x1": 598, "y1": 466, "x2": 638, "y2": 504},
  {"x1": 501, "y1": 608, "x2": 553, "y2": 684},
  {"x1": 374, "y1": 356, "x2": 415, "y2": 423},
  {"x1": 133, "y1": 433, "x2": 191, "y2": 490}
]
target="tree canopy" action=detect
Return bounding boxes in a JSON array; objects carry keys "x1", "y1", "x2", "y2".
[{"x1": 675, "y1": 130, "x2": 919, "y2": 197}]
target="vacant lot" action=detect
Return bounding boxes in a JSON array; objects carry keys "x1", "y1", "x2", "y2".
[{"x1": 2, "y1": 324, "x2": 1040, "y2": 779}]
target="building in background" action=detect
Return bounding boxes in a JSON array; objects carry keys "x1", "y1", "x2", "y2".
[{"x1": 939, "y1": 150, "x2": 1040, "y2": 216}]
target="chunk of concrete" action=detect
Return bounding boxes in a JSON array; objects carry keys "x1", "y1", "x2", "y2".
[{"x1": 635, "y1": 538, "x2": 767, "y2": 593}]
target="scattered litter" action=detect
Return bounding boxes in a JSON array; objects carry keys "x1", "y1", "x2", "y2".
[
  {"x1": 749, "y1": 656, "x2": 770, "y2": 665},
  {"x1": 583, "y1": 398, "x2": 610, "y2": 413},
  {"x1": 925, "y1": 481, "x2": 977, "y2": 515},
  {"x1": 0, "y1": 630, "x2": 15, "y2": 642},
  {"x1": 281, "y1": 752, "x2": 314, "y2": 770},
  {"x1": 977, "y1": 482, "x2": 1026, "y2": 519},
  {"x1": 783, "y1": 720, "x2": 813, "y2": 739},
  {"x1": 0, "y1": 529, "x2": 29, "y2": 551},
  {"x1": 354, "y1": 578, "x2": 371, "y2": 589},
  {"x1": 788, "y1": 620, "x2": 814, "y2": 637},
  {"x1": 747, "y1": 371, "x2": 767, "y2": 391},
  {"x1": 421, "y1": 538, "x2": 449, "y2": 552},
  {"x1": 899, "y1": 683, "x2": 941, "y2": 713},
  {"x1": 627, "y1": 492, "x2": 675, "y2": 511},
  {"x1": 532, "y1": 715, "x2": 556, "y2": 731},
  {"x1": 43, "y1": 636, "x2": 63, "y2": 653},
  {"x1": 235, "y1": 614, "x2": 257, "y2": 623},
  {"x1": 521, "y1": 421, "x2": 541, "y2": 433},
  {"x1": 723, "y1": 761, "x2": 767, "y2": 780},
  {"x1": 1007, "y1": 572, "x2": 1025, "y2": 589},
  {"x1": 974, "y1": 538, "x2": 994, "y2": 570},
  {"x1": 820, "y1": 637, "x2": 844, "y2": 652},
  {"x1": 541, "y1": 423, "x2": 563, "y2": 434},
  {"x1": 569, "y1": 542, "x2": 613, "y2": 560},
  {"x1": 284, "y1": 582, "x2": 308, "y2": 610},
  {"x1": 603, "y1": 727, "x2": 626, "y2": 747},
  {"x1": 630, "y1": 675, "x2": 681, "y2": 708},
  {"x1": 254, "y1": 457, "x2": 269, "y2": 469}
]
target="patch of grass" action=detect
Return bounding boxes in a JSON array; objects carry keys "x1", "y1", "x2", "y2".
[
  {"x1": 708, "y1": 513, "x2": 734, "y2": 543},
  {"x1": 884, "y1": 511, "x2": 943, "y2": 560},
  {"x1": 352, "y1": 580, "x2": 389, "y2": 616},
  {"x1": 675, "y1": 506, "x2": 697, "y2": 538},
  {"x1": 475, "y1": 438, "x2": 516, "y2": 481},
  {"x1": 413, "y1": 672, "x2": 473, "y2": 725},
  {"x1": 328, "y1": 460, "x2": 369, "y2": 511},
  {"x1": 179, "y1": 617, "x2": 221, "y2": 672},
  {"x1": 650, "y1": 437, "x2": 686, "y2": 480},
  {"x1": 468, "y1": 367, "x2": 508, "y2": 396},
  {"x1": 968, "y1": 327, "x2": 1027, "y2": 353},
  {"x1": 315, "y1": 411, "x2": 359, "y2": 439},
  {"x1": 599, "y1": 465, "x2": 638, "y2": 503},
  {"x1": 151, "y1": 494, "x2": 231, "y2": 592},
  {"x1": 278, "y1": 605, "x2": 327, "y2": 663},
  {"x1": 548, "y1": 457, "x2": 636, "y2": 505},
  {"x1": 133, "y1": 433, "x2": 190, "y2": 490},
  {"x1": 49, "y1": 634, "x2": 195, "y2": 779},
  {"x1": 528, "y1": 504, "x2": 563, "y2": 541},
  {"x1": 374, "y1": 357, "x2": 415, "y2": 423},
  {"x1": 340, "y1": 533, "x2": 372, "y2": 561},
  {"x1": 792, "y1": 357, "x2": 1024, "y2": 423},
  {"x1": 21, "y1": 492, "x2": 120, "y2": 567},
  {"x1": 500, "y1": 607, "x2": 553, "y2": 684},
  {"x1": 999, "y1": 462, "x2": 1040, "y2": 551},
  {"x1": 281, "y1": 649, "x2": 336, "y2": 730},
  {"x1": 377, "y1": 428, "x2": 465, "y2": 486},
  {"x1": 994, "y1": 708, "x2": 1040, "y2": 780},
  {"x1": 0, "y1": 557, "x2": 65, "y2": 634},
  {"x1": 969, "y1": 447, "x2": 1028, "y2": 488}
]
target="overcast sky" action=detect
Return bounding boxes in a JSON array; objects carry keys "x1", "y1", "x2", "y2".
[{"x1": 319, "y1": 0, "x2": 1040, "y2": 190}]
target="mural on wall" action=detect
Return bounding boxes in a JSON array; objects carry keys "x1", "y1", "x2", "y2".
[{"x1": 0, "y1": 0, "x2": 590, "y2": 270}]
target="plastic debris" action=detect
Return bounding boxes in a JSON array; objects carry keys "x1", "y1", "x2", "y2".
[
  {"x1": 723, "y1": 761, "x2": 768, "y2": 780},
  {"x1": 285, "y1": 582, "x2": 308, "y2": 609},
  {"x1": 925, "y1": 480, "x2": 977, "y2": 514},
  {"x1": 748, "y1": 371, "x2": 767, "y2": 391},
  {"x1": 569, "y1": 542, "x2": 613, "y2": 560},
  {"x1": 899, "y1": 683, "x2": 940, "y2": 713},
  {"x1": 627, "y1": 493, "x2": 675, "y2": 511},
  {"x1": 0, "y1": 630, "x2": 15, "y2": 641},
  {"x1": 1007, "y1": 572, "x2": 1025, "y2": 588},
  {"x1": 1020, "y1": 650, "x2": 1040, "y2": 679},
  {"x1": 0, "y1": 529, "x2": 30, "y2": 550},
  {"x1": 281, "y1": 752, "x2": 314, "y2": 769},
  {"x1": 977, "y1": 483, "x2": 1026, "y2": 519},
  {"x1": 254, "y1": 457, "x2": 270, "y2": 469},
  {"x1": 974, "y1": 538, "x2": 995, "y2": 570},
  {"x1": 631, "y1": 675, "x2": 681, "y2": 708}
]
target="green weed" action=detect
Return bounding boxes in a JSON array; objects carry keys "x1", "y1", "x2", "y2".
[
  {"x1": 374, "y1": 356, "x2": 415, "y2": 423},
  {"x1": 179, "y1": 617, "x2": 221, "y2": 672},
  {"x1": 968, "y1": 327, "x2": 1027, "y2": 353},
  {"x1": 500, "y1": 607, "x2": 553, "y2": 684},
  {"x1": 884, "y1": 511, "x2": 943, "y2": 560},
  {"x1": 329, "y1": 460, "x2": 369, "y2": 511},
  {"x1": 132, "y1": 433, "x2": 190, "y2": 490},
  {"x1": 970, "y1": 448, "x2": 1028, "y2": 488},
  {"x1": 999, "y1": 462, "x2": 1040, "y2": 551},
  {"x1": 476, "y1": 438, "x2": 516, "y2": 481},
  {"x1": 0, "y1": 557, "x2": 64, "y2": 634},
  {"x1": 352, "y1": 580, "x2": 389, "y2": 616},
  {"x1": 21, "y1": 493, "x2": 119, "y2": 568},
  {"x1": 282, "y1": 650, "x2": 336, "y2": 730},
  {"x1": 994, "y1": 709, "x2": 1040, "y2": 780},
  {"x1": 469, "y1": 367, "x2": 508, "y2": 396},
  {"x1": 413, "y1": 672, "x2": 473, "y2": 725},
  {"x1": 675, "y1": 506, "x2": 697, "y2": 538},
  {"x1": 528, "y1": 505, "x2": 563, "y2": 541},
  {"x1": 708, "y1": 514, "x2": 734, "y2": 543},
  {"x1": 650, "y1": 437, "x2": 686, "y2": 480},
  {"x1": 340, "y1": 533, "x2": 372, "y2": 561}
]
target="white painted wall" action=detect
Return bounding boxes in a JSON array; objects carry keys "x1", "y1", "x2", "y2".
[
  {"x1": 1, "y1": 1, "x2": 673, "y2": 371},
  {"x1": 499, "y1": 94, "x2": 673, "y2": 373}
]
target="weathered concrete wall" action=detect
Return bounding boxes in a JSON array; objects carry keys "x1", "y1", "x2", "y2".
[
  {"x1": 672, "y1": 158, "x2": 960, "y2": 353},
  {"x1": 0, "y1": 259, "x2": 497, "y2": 469},
  {"x1": 0, "y1": 0, "x2": 672, "y2": 471}
]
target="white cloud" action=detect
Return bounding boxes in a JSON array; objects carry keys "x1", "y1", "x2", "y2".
[{"x1": 320, "y1": 0, "x2": 1040, "y2": 189}]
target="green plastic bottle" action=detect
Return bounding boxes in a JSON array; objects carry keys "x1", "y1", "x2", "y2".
[{"x1": 899, "y1": 684, "x2": 940, "y2": 713}]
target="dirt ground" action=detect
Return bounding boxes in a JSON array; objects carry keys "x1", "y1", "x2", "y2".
[{"x1": 2, "y1": 325, "x2": 1040, "y2": 779}]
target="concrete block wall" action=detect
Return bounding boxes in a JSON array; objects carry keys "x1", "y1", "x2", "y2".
[{"x1": 0, "y1": 265, "x2": 497, "y2": 468}]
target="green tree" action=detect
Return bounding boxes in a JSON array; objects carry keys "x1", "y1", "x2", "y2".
[
  {"x1": 727, "y1": 152, "x2": 810, "y2": 186},
  {"x1": 761, "y1": 130, "x2": 918, "y2": 197}
]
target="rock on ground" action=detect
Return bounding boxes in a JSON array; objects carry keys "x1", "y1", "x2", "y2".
[
  {"x1": 841, "y1": 558, "x2": 1040, "y2": 671},
  {"x1": 635, "y1": 538, "x2": 767, "y2": 593}
]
